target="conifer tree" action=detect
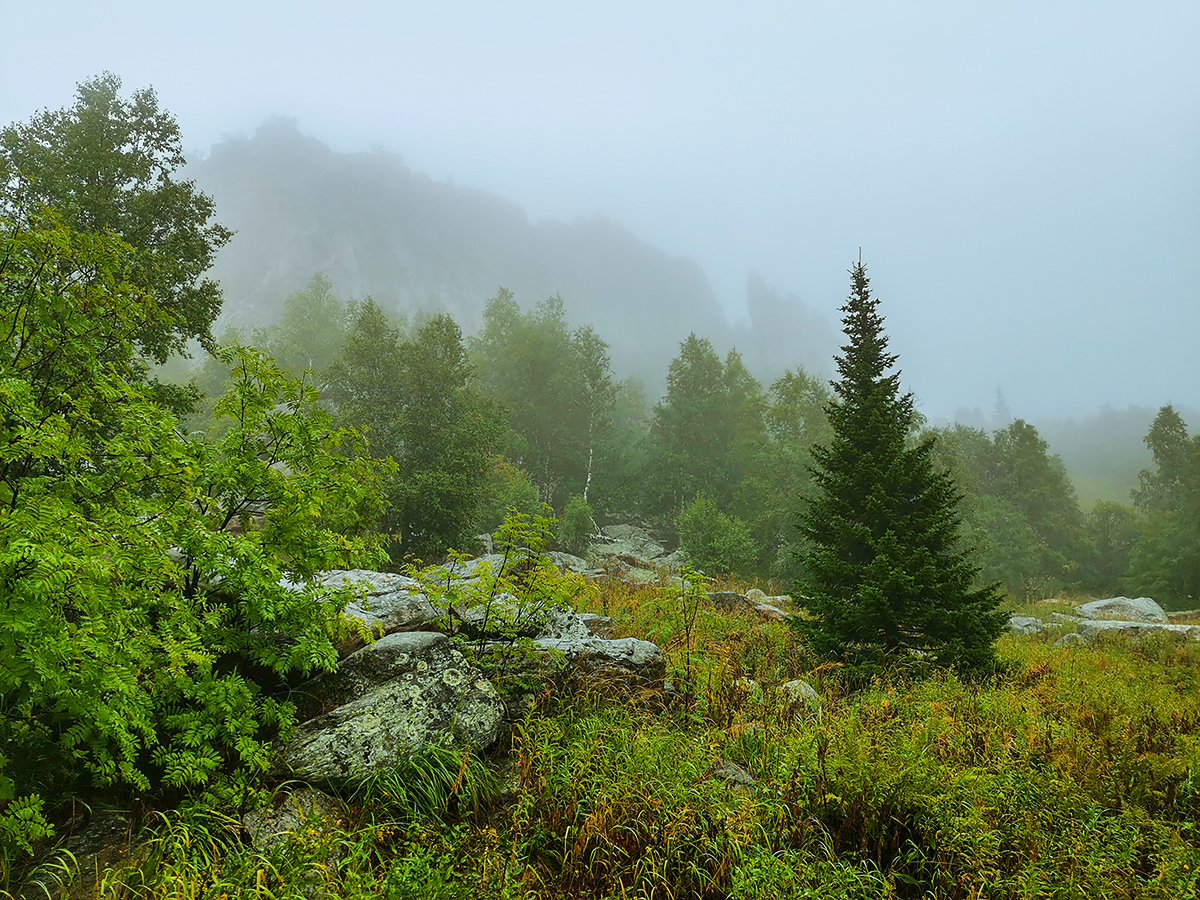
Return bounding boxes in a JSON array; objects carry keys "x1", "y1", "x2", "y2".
[{"x1": 794, "y1": 260, "x2": 1004, "y2": 671}]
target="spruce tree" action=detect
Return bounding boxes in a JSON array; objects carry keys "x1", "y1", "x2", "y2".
[{"x1": 794, "y1": 261, "x2": 1004, "y2": 671}]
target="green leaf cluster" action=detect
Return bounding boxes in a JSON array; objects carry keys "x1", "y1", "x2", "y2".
[{"x1": 0, "y1": 216, "x2": 383, "y2": 853}]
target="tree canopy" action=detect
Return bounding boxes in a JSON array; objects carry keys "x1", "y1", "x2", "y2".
[{"x1": 0, "y1": 73, "x2": 231, "y2": 362}]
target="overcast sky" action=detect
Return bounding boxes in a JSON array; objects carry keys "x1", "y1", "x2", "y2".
[{"x1": 3, "y1": 0, "x2": 1197, "y2": 420}]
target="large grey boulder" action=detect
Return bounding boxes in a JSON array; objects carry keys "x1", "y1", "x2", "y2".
[
  {"x1": 599, "y1": 524, "x2": 665, "y2": 561},
  {"x1": 275, "y1": 632, "x2": 504, "y2": 783},
  {"x1": 1074, "y1": 596, "x2": 1167, "y2": 624}
]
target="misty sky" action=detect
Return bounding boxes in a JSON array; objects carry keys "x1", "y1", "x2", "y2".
[{"x1": 3, "y1": 0, "x2": 1197, "y2": 420}]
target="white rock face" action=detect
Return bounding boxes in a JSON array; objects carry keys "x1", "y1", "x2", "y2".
[{"x1": 1074, "y1": 596, "x2": 1167, "y2": 623}]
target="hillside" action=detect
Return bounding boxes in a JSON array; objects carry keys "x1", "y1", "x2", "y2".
[{"x1": 187, "y1": 118, "x2": 834, "y2": 390}]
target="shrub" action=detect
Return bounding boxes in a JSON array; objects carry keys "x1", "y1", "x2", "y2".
[{"x1": 676, "y1": 495, "x2": 756, "y2": 575}]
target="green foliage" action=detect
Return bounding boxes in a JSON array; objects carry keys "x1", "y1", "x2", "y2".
[
  {"x1": 327, "y1": 301, "x2": 508, "y2": 562},
  {"x1": 645, "y1": 334, "x2": 765, "y2": 523},
  {"x1": 474, "y1": 456, "x2": 542, "y2": 535},
  {"x1": 733, "y1": 367, "x2": 832, "y2": 579},
  {"x1": 0, "y1": 217, "x2": 383, "y2": 868},
  {"x1": 0, "y1": 73, "x2": 231, "y2": 363},
  {"x1": 417, "y1": 510, "x2": 587, "y2": 689},
  {"x1": 676, "y1": 495, "x2": 756, "y2": 575},
  {"x1": 253, "y1": 273, "x2": 350, "y2": 380},
  {"x1": 1083, "y1": 499, "x2": 1143, "y2": 595},
  {"x1": 470, "y1": 289, "x2": 617, "y2": 509},
  {"x1": 1133, "y1": 404, "x2": 1192, "y2": 514},
  {"x1": 556, "y1": 495, "x2": 595, "y2": 557},
  {"x1": 794, "y1": 262, "x2": 1004, "y2": 672},
  {"x1": 931, "y1": 419, "x2": 1090, "y2": 600}
]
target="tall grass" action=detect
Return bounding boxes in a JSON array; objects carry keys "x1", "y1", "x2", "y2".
[{"x1": 20, "y1": 581, "x2": 1200, "y2": 899}]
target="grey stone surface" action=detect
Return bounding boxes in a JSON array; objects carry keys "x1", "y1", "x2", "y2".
[
  {"x1": 1075, "y1": 596, "x2": 1167, "y2": 623},
  {"x1": 289, "y1": 569, "x2": 439, "y2": 632},
  {"x1": 577, "y1": 613, "x2": 615, "y2": 639},
  {"x1": 779, "y1": 679, "x2": 820, "y2": 707},
  {"x1": 242, "y1": 788, "x2": 342, "y2": 853},
  {"x1": 275, "y1": 632, "x2": 504, "y2": 782},
  {"x1": 1009, "y1": 616, "x2": 1045, "y2": 635},
  {"x1": 533, "y1": 634, "x2": 666, "y2": 683},
  {"x1": 598, "y1": 524, "x2": 666, "y2": 561},
  {"x1": 754, "y1": 603, "x2": 787, "y2": 622},
  {"x1": 1075, "y1": 620, "x2": 1200, "y2": 642},
  {"x1": 709, "y1": 591, "x2": 751, "y2": 611}
]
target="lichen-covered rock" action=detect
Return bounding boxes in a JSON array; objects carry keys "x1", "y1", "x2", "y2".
[
  {"x1": 275, "y1": 633, "x2": 504, "y2": 783},
  {"x1": 242, "y1": 788, "x2": 342, "y2": 853},
  {"x1": 577, "y1": 613, "x2": 615, "y2": 639},
  {"x1": 597, "y1": 524, "x2": 666, "y2": 562},
  {"x1": 754, "y1": 603, "x2": 787, "y2": 622},
  {"x1": 1074, "y1": 596, "x2": 1167, "y2": 623},
  {"x1": 779, "y1": 679, "x2": 820, "y2": 707},
  {"x1": 1009, "y1": 616, "x2": 1045, "y2": 635},
  {"x1": 289, "y1": 569, "x2": 439, "y2": 633},
  {"x1": 709, "y1": 591, "x2": 751, "y2": 611},
  {"x1": 532, "y1": 634, "x2": 666, "y2": 684}
]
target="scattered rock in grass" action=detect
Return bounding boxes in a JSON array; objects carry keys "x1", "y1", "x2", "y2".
[
  {"x1": 754, "y1": 603, "x2": 787, "y2": 622},
  {"x1": 40, "y1": 808, "x2": 135, "y2": 900},
  {"x1": 1056, "y1": 632, "x2": 1086, "y2": 647},
  {"x1": 242, "y1": 788, "x2": 342, "y2": 854},
  {"x1": 1009, "y1": 616, "x2": 1045, "y2": 635},
  {"x1": 1074, "y1": 596, "x2": 1167, "y2": 623},
  {"x1": 578, "y1": 613, "x2": 614, "y2": 638},
  {"x1": 780, "y1": 679, "x2": 820, "y2": 708},
  {"x1": 706, "y1": 758, "x2": 756, "y2": 796}
]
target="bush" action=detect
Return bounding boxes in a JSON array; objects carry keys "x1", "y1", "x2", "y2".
[
  {"x1": 676, "y1": 495, "x2": 756, "y2": 575},
  {"x1": 556, "y1": 496, "x2": 595, "y2": 557}
]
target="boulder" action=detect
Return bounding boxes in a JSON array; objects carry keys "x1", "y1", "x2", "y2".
[
  {"x1": 779, "y1": 679, "x2": 820, "y2": 707},
  {"x1": 242, "y1": 788, "x2": 342, "y2": 854},
  {"x1": 1075, "y1": 620, "x2": 1200, "y2": 642},
  {"x1": 546, "y1": 551, "x2": 593, "y2": 574},
  {"x1": 754, "y1": 603, "x2": 787, "y2": 623},
  {"x1": 533, "y1": 634, "x2": 666, "y2": 685},
  {"x1": 705, "y1": 758, "x2": 756, "y2": 796},
  {"x1": 275, "y1": 632, "x2": 504, "y2": 783},
  {"x1": 709, "y1": 591, "x2": 751, "y2": 611},
  {"x1": 578, "y1": 613, "x2": 615, "y2": 639},
  {"x1": 293, "y1": 569, "x2": 439, "y2": 633},
  {"x1": 1074, "y1": 596, "x2": 1167, "y2": 624},
  {"x1": 1009, "y1": 616, "x2": 1045, "y2": 635},
  {"x1": 598, "y1": 524, "x2": 666, "y2": 562}
]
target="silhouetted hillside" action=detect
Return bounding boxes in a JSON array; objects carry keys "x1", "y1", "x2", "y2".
[{"x1": 188, "y1": 119, "x2": 833, "y2": 390}]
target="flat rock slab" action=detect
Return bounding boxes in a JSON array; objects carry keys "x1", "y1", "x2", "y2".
[
  {"x1": 533, "y1": 635, "x2": 666, "y2": 684},
  {"x1": 1075, "y1": 596, "x2": 1167, "y2": 623},
  {"x1": 1076, "y1": 620, "x2": 1200, "y2": 642}
]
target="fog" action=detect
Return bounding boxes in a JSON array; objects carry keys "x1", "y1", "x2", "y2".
[{"x1": 2, "y1": 0, "x2": 1197, "y2": 420}]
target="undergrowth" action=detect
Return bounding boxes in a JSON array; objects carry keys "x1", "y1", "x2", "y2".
[{"x1": 10, "y1": 582, "x2": 1200, "y2": 899}]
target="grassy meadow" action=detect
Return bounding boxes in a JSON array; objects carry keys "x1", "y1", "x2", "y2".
[{"x1": 15, "y1": 577, "x2": 1200, "y2": 900}]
